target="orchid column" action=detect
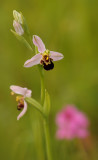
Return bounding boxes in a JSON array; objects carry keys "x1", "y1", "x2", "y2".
[{"x1": 11, "y1": 10, "x2": 64, "y2": 160}]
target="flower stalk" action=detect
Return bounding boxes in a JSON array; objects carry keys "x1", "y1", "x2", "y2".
[
  {"x1": 39, "y1": 66, "x2": 45, "y2": 106},
  {"x1": 35, "y1": 45, "x2": 45, "y2": 106},
  {"x1": 35, "y1": 46, "x2": 52, "y2": 160},
  {"x1": 44, "y1": 119, "x2": 52, "y2": 160}
]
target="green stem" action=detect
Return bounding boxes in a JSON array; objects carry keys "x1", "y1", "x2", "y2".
[
  {"x1": 40, "y1": 68, "x2": 52, "y2": 160},
  {"x1": 39, "y1": 66, "x2": 45, "y2": 105},
  {"x1": 44, "y1": 119, "x2": 52, "y2": 160},
  {"x1": 35, "y1": 44, "x2": 52, "y2": 160},
  {"x1": 35, "y1": 45, "x2": 45, "y2": 106}
]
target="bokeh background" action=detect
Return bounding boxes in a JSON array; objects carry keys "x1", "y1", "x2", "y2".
[{"x1": 0, "y1": 0, "x2": 98, "y2": 159}]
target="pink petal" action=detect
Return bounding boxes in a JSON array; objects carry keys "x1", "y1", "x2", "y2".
[
  {"x1": 56, "y1": 112, "x2": 66, "y2": 127},
  {"x1": 76, "y1": 129, "x2": 89, "y2": 138},
  {"x1": 56, "y1": 128, "x2": 75, "y2": 140},
  {"x1": 64, "y1": 106, "x2": 78, "y2": 119},
  {"x1": 50, "y1": 51, "x2": 64, "y2": 61},
  {"x1": 63, "y1": 128, "x2": 76, "y2": 139},
  {"x1": 33, "y1": 35, "x2": 46, "y2": 53},
  {"x1": 55, "y1": 105, "x2": 90, "y2": 140},
  {"x1": 25, "y1": 90, "x2": 32, "y2": 97},
  {"x1": 13, "y1": 20, "x2": 24, "y2": 35},
  {"x1": 24, "y1": 53, "x2": 42, "y2": 68},
  {"x1": 17, "y1": 101, "x2": 27, "y2": 120},
  {"x1": 10, "y1": 85, "x2": 27, "y2": 96},
  {"x1": 56, "y1": 129, "x2": 66, "y2": 139},
  {"x1": 75, "y1": 112, "x2": 89, "y2": 128}
]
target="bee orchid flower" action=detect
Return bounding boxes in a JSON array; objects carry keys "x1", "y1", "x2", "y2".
[
  {"x1": 24, "y1": 35, "x2": 64, "y2": 70},
  {"x1": 10, "y1": 85, "x2": 32, "y2": 120}
]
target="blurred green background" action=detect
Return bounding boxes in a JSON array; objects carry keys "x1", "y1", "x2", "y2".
[{"x1": 0, "y1": 0, "x2": 98, "y2": 159}]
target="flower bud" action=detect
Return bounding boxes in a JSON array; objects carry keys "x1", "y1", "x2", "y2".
[
  {"x1": 13, "y1": 10, "x2": 23, "y2": 24},
  {"x1": 13, "y1": 20, "x2": 24, "y2": 35}
]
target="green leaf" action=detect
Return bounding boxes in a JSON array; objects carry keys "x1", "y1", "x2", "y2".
[
  {"x1": 44, "y1": 89, "x2": 51, "y2": 116},
  {"x1": 11, "y1": 29, "x2": 33, "y2": 51},
  {"x1": 25, "y1": 97, "x2": 44, "y2": 116}
]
